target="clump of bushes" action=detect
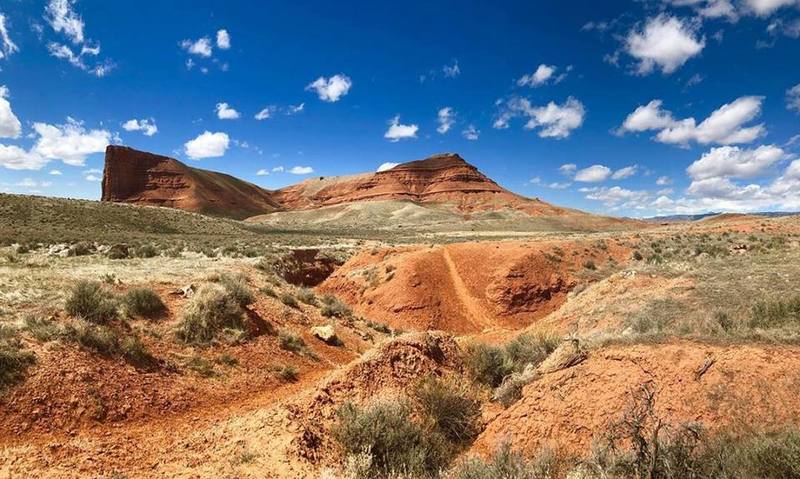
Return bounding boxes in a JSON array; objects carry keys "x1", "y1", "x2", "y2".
[
  {"x1": 67, "y1": 242, "x2": 94, "y2": 257},
  {"x1": 320, "y1": 294, "x2": 352, "y2": 318},
  {"x1": 280, "y1": 292, "x2": 298, "y2": 308},
  {"x1": 297, "y1": 288, "x2": 318, "y2": 306},
  {"x1": 175, "y1": 283, "x2": 246, "y2": 345},
  {"x1": 414, "y1": 376, "x2": 482, "y2": 445},
  {"x1": 333, "y1": 398, "x2": 448, "y2": 478},
  {"x1": 270, "y1": 363, "x2": 299, "y2": 382},
  {"x1": 278, "y1": 329, "x2": 306, "y2": 353},
  {"x1": 132, "y1": 243, "x2": 158, "y2": 258},
  {"x1": 62, "y1": 319, "x2": 156, "y2": 369},
  {"x1": 447, "y1": 443, "x2": 564, "y2": 479},
  {"x1": 0, "y1": 338, "x2": 35, "y2": 390},
  {"x1": 64, "y1": 280, "x2": 119, "y2": 323},
  {"x1": 122, "y1": 287, "x2": 166, "y2": 319},
  {"x1": 217, "y1": 274, "x2": 254, "y2": 308},
  {"x1": 748, "y1": 296, "x2": 800, "y2": 329}
]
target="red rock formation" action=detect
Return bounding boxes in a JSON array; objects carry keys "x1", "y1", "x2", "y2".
[{"x1": 102, "y1": 145, "x2": 282, "y2": 219}]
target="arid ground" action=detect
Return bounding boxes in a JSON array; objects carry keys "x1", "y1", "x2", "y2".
[{"x1": 2, "y1": 193, "x2": 800, "y2": 478}]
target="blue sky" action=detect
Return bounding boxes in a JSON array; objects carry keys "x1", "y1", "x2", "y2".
[{"x1": 0, "y1": 0, "x2": 799, "y2": 217}]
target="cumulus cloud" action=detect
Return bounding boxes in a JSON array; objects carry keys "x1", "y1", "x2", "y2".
[
  {"x1": 288, "y1": 166, "x2": 313, "y2": 174},
  {"x1": 306, "y1": 74, "x2": 352, "y2": 102},
  {"x1": 377, "y1": 162, "x2": 399, "y2": 172},
  {"x1": 443, "y1": 60, "x2": 460, "y2": 78},
  {"x1": 619, "y1": 96, "x2": 765, "y2": 146},
  {"x1": 122, "y1": 118, "x2": 158, "y2": 136},
  {"x1": 184, "y1": 131, "x2": 230, "y2": 159},
  {"x1": 31, "y1": 118, "x2": 110, "y2": 166},
  {"x1": 663, "y1": 0, "x2": 739, "y2": 21},
  {"x1": 0, "y1": 86, "x2": 21, "y2": 138},
  {"x1": 215, "y1": 102, "x2": 240, "y2": 120},
  {"x1": 437, "y1": 107, "x2": 455, "y2": 134},
  {"x1": 287, "y1": 103, "x2": 305, "y2": 115},
  {"x1": 255, "y1": 106, "x2": 276, "y2": 120},
  {"x1": 656, "y1": 176, "x2": 672, "y2": 185},
  {"x1": 625, "y1": 15, "x2": 705, "y2": 74},
  {"x1": 0, "y1": 144, "x2": 48, "y2": 170},
  {"x1": 575, "y1": 164, "x2": 612, "y2": 182},
  {"x1": 788, "y1": 83, "x2": 800, "y2": 113},
  {"x1": 745, "y1": 0, "x2": 798, "y2": 16},
  {"x1": 517, "y1": 64, "x2": 568, "y2": 87},
  {"x1": 384, "y1": 116, "x2": 419, "y2": 142},
  {"x1": 45, "y1": 0, "x2": 84, "y2": 44},
  {"x1": 0, "y1": 13, "x2": 19, "y2": 60},
  {"x1": 582, "y1": 185, "x2": 652, "y2": 209},
  {"x1": 462, "y1": 125, "x2": 480, "y2": 140},
  {"x1": 256, "y1": 169, "x2": 269, "y2": 176},
  {"x1": 687, "y1": 145, "x2": 786, "y2": 180},
  {"x1": 559, "y1": 164, "x2": 577, "y2": 175},
  {"x1": 494, "y1": 96, "x2": 585, "y2": 138},
  {"x1": 181, "y1": 37, "x2": 212, "y2": 57},
  {"x1": 216, "y1": 29, "x2": 230, "y2": 49},
  {"x1": 612, "y1": 165, "x2": 638, "y2": 180},
  {"x1": 49, "y1": 169, "x2": 62, "y2": 175}
]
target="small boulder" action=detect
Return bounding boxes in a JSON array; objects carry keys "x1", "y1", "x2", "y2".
[{"x1": 311, "y1": 325, "x2": 339, "y2": 345}]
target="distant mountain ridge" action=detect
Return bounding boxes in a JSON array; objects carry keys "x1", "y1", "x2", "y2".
[
  {"x1": 645, "y1": 212, "x2": 800, "y2": 223},
  {"x1": 101, "y1": 145, "x2": 640, "y2": 230}
]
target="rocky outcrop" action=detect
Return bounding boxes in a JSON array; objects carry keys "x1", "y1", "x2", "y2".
[{"x1": 102, "y1": 145, "x2": 282, "y2": 219}]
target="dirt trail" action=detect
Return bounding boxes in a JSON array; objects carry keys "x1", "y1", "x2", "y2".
[{"x1": 442, "y1": 247, "x2": 493, "y2": 332}]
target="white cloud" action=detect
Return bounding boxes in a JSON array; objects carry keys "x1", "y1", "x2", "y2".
[
  {"x1": 216, "y1": 29, "x2": 230, "y2": 50},
  {"x1": 272, "y1": 166, "x2": 285, "y2": 173},
  {"x1": 184, "y1": 131, "x2": 230, "y2": 159},
  {"x1": 619, "y1": 96, "x2": 765, "y2": 146},
  {"x1": 256, "y1": 169, "x2": 269, "y2": 176},
  {"x1": 575, "y1": 164, "x2": 612, "y2": 182},
  {"x1": 288, "y1": 166, "x2": 313, "y2": 175},
  {"x1": 656, "y1": 175, "x2": 671, "y2": 185},
  {"x1": 462, "y1": 125, "x2": 480, "y2": 140},
  {"x1": 745, "y1": 0, "x2": 798, "y2": 16},
  {"x1": 494, "y1": 96, "x2": 585, "y2": 138},
  {"x1": 559, "y1": 163, "x2": 577, "y2": 175},
  {"x1": 0, "y1": 144, "x2": 47, "y2": 170},
  {"x1": 377, "y1": 162, "x2": 399, "y2": 172},
  {"x1": 788, "y1": 84, "x2": 800, "y2": 113},
  {"x1": 255, "y1": 106, "x2": 276, "y2": 120},
  {"x1": 0, "y1": 13, "x2": 19, "y2": 60},
  {"x1": 306, "y1": 74, "x2": 352, "y2": 102},
  {"x1": 122, "y1": 118, "x2": 158, "y2": 136},
  {"x1": 612, "y1": 165, "x2": 638, "y2": 180},
  {"x1": 517, "y1": 64, "x2": 561, "y2": 87},
  {"x1": 215, "y1": 102, "x2": 240, "y2": 120},
  {"x1": 664, "y1": 0, "x2": 739, "y2": 21},
  {"x1": 625, "y1": 15, "x2": 705, "y2": 74},
  {"x1": 31, "y1": 118, "x2": 110, "y2": 166},
  {"x1": 287, "y1": 103, "x2": 305, "y2": 115},
  {"x1": 47, "y1": 42, "x2": 113, "y2": 76},
  {"x1": 384, "y1": 115, "x2": 419, "y2": 142},
  {"x1": 686, "y1": 145, "x2": 786, "y2": 180},
  {"x1": 583, "y1": 186, "x2": 652, "y2": 209},
  {"x1": 443, "y1": 60, "x2": 460, "y2": 78},
  {"x1": 0, "y1": 86, "x2": 21, "y2": 138},
  {"x1": 45, "y1": 0, "x2": 84, "y2": 44},
  {"x1": 181, "y1": 37, "x2": 212, "y2": 57},
  {"x1": 437, "y1": 107, "x2": 455, "y2": 134},
  {"x1": 49, "y1": 169, "x2": 62, "y2": 175}
]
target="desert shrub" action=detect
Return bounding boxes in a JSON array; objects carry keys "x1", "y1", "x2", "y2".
[
  {"x1": 280, "y1": 292, "x2": 298, "y2": 308},
  {"x1": 503, "y1": 333, "x2": 559, "y2": 374},
  {"x1": 214, "y1": 353, "x2": 239, "y2": 367},
  {"x1": 297, "y1": 288, "x2": 318, "y2": 306},
  {"x1": 218, "y1": 274, "x2": 254, "y2": 307},
  {"x1": 279, "y1": 329, "x2": 306, "y2": 353},
  {"x1": 260, "y1": 286, "x2": 278, "y2": 298},
  {"x1": 0, "y1": 339, "x2": 35, "y2": 389},
  {"x1": 182, "y1": 354, "x2": 216, "y2": 377},
  {"x1": 63, "y1": 319, "x2": 121, "y2": 356},
  {"x1": 107, "y1": 244, "x2": 129, "y2": 259},
  {"x1": 366, "y1": 320, "x2": 392, "y2": 334},
  {"x1": 632, "y1": 250, "x2": 644, "y2": 261},
  {"x1": 270, "y1": 363, "x2": 299, "y2": 382},
  {"x1": 332, "y1": 399, "x2": 448, "y2": 478},
  {"x1": 414, "y1": 376, "x2": 482, "y2": 444},
  {"x1": 122, "y1": 287, "x2": 166, "y2": 319},
  {"x1": 446, "y1": 443, "x2": 565, "y2": 479},
  {"x1": 175, "y1": 284, "x2": 245, "y2": 345},
  {"x1": 583, "y1": 260, "x2": 597, "y2": 270},
  {"x1": 132, "y1": 243, "x2": 158, "y2": 258},
  {"x1": 320, "y1": 294, "x2": 352, "y2": 318},
  {"x1": 23, "y1": 315, "x2": 61, "y2": 342},
  {"x1": 462, "y1": 343, "x2": 510, "y2": 388},
  {"x1": 120, "y1": 335, "x2": 157, "y2": 369},
  {"x1": 64, "y1": 280, "x2": 118, "y2": 324},
  {"x1": 748, "y1": 297, "x2": 800, "y2": 329},
  {"x1": 67, "y1": 241, "x2": 94, "y2": 257},
  {"x1": 696, "y1": 429, "x2": 800, "y2": 479}
]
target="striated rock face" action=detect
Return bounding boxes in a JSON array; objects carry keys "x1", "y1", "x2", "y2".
[
  {"x1": 274, "y1": 153, "x2": 519, "y2": 210},
  {"x1": 102, "y1": 145, "x2": 282, "y2": 219}
]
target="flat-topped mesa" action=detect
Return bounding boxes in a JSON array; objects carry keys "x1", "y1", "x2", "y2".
[{"x1": 101, "y1": 145, "x2": 282, "y2": 219}]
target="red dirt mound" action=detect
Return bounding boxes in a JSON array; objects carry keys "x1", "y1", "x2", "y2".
[
  {"x1": 472, "y1": 340, "x2": 800, "y2": 458},
  {"x1": 102, "y1": 145, "x2": 282, "y2": 219},
  {"x1": 319, "y1": 239, "x2": 631, "y2": 334}
]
